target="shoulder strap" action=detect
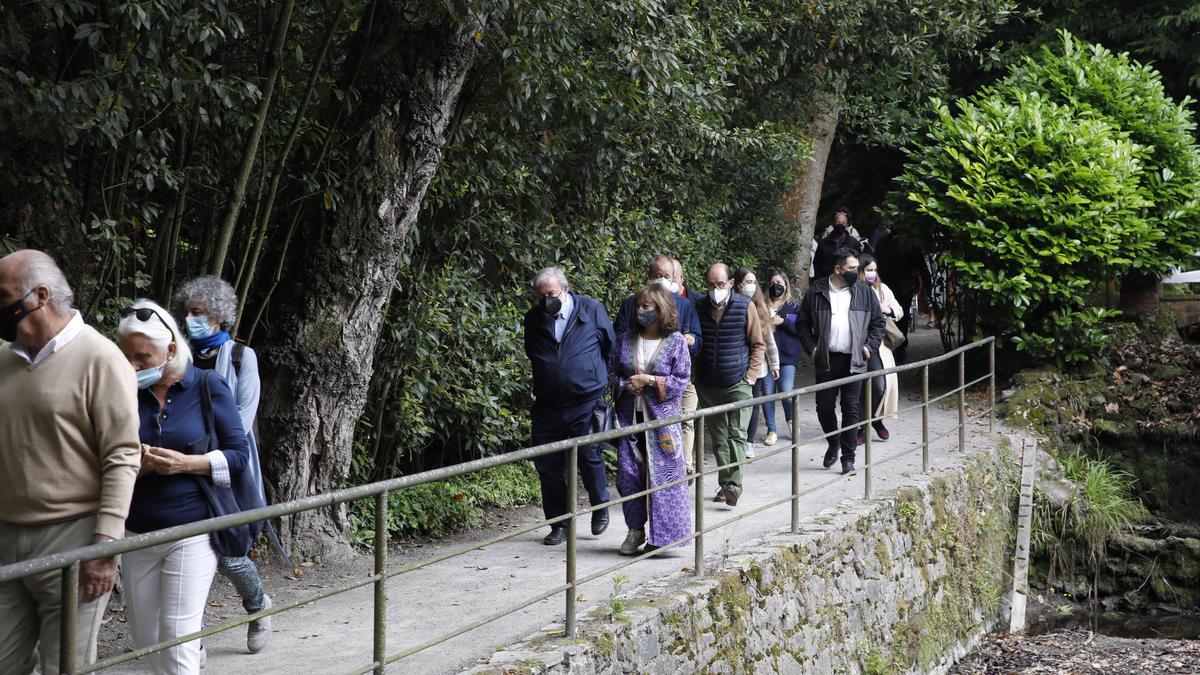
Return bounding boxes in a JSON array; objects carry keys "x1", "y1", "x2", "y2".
[
  {"x1": 232, "y1": 341, "x2": 246, "y2": 375},
  {"x1": 198, "y1": 370, "x2": 217, "y2": 452}
]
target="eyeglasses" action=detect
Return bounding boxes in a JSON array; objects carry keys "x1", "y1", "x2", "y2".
[{"x1": 119, "y1": 306, "x2": 175, "y2": 339}]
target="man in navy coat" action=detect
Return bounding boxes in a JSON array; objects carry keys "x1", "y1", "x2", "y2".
[{"x1": 523, "y1": 267, "x2": 614, "y2": 545}]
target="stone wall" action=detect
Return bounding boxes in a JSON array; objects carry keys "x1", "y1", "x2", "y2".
[{"x1": 469, "y1": 440, "x2": 1018, "y2": 675}]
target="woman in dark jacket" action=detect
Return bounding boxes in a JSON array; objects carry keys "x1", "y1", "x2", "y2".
[
  {"x1": 117, "y1": 299, "x2": 248, "y2": 675},
  {"x1": 766, "y1": 269, "x2": 804, "y2": 430}
]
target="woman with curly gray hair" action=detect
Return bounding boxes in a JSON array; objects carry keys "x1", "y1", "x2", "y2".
[{"x1": 175, "y1": 276, "x2": 273, "y2": 655}]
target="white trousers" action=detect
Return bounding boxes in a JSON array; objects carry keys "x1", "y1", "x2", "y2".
[{"x1": 120, "y1": 533, "x2": 217, "y2": 675}]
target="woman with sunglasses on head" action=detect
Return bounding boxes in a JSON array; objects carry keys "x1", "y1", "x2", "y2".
[
  {"x1": 176, "y1": 276, "x2": 273, "y2": 656},
  {"x1": 116, "y1": 299, "x2": 249, "y2": 674}
]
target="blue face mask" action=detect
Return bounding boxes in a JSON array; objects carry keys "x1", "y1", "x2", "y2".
[
  {"x1": 186, "y1": 316, "x2": 214, "y2": 340},
  {"x1": 135, "y1": 356, "x2": 170, "y2": 390}
]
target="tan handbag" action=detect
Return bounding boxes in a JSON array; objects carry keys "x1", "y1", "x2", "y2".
[{"x1": 884, "y1": 317, "x2": 906, "y2": 350}]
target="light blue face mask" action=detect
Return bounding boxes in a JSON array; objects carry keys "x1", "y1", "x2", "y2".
[
  {"x1": 135, "y1": 357, "x2": 169, "y2": 390},
  {"x1": 186, "y1": 315, "x2": 213, "y2": 340}
]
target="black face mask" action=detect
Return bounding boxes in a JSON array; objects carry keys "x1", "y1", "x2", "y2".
[
  {"x1": 0, "y1": 289, "x2": 36, "y2": 342},
  {"x1": 841, "y1": 269, "x2": 859, "y2": 286},
  {"x1": 540, "y1": 294, "x2": 563, "y2": 318},
  {"x1": 833, "y1": 223, "x2": 847, "y2": 235},
  {"x1": 768, "y1": 283, "x2": 786, "y2": 299}
]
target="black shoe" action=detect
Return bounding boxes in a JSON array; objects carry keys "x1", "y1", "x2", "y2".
[
  {"x1": 591, "y1": 507, "x2": 610, "y2": 536},
  {"x1": 841, "y1": 460, "x2": 856, "y2": 475},
  {"x1": 542, "y1": 527, "x2": 567, "y2": 546},
  {"x1": 823, "y1": 447, "x2": 838, "y2": 469}
]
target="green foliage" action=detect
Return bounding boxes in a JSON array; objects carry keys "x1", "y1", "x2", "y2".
[
  {"x1": 1032, "y1": 448, "x2": 1149, "y2": 569},
  {"x1": 894, "y1": 32, "x2": 1200, "y2": 363},
  {"x1": 348, "y1": 462, "x2": 541, "y2": 543}
]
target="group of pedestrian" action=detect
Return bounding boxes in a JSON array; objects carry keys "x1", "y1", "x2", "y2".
[
  {"x1": 0, "y1": 250, "x2": 271, "y2": 675},
  {"x1": 523, "y1": 236, "x2": 903, "y2": 556}
]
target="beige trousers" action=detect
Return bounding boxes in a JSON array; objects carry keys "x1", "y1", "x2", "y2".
[
  {"x1": 0, "y1": 516, "x2": 110, "y2": 675},
  {"x1": 681, "y1": 381, "x2": 699, "y2": 470}
]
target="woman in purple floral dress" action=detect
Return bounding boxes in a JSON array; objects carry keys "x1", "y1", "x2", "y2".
[{"x1": 609, "y1": 285, "x2": 693, "y2": 555}]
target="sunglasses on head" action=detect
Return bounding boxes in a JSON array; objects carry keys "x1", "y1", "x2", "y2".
[{"x1": 120, "y1": 306, "x2": 175, "y2": 338}]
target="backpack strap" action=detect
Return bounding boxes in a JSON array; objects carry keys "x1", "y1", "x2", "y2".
[{"x1": 232, "y1": 341, "x2": 246, "y2": 376}]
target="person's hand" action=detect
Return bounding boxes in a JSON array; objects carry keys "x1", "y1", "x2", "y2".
[
  {"x1": 809, "y1": 348, "x2": 817, "y2": 360},
  {"x1": 685, "y1": 333, "x2": 695, "y2": 345},
  {"x1": 772, "y1": 370, "x2": 780, "y2": 381},
  {"x1": 625, "y1": 378, "x2": 644, "y2": 394},
  {"x1": 143, "y1": 446, "x2": 200, "y2": 475},
  {"x1": 772, "y1": 315, "x2": 784, "y2": 326},
  {"x1": 80, "y1": 550, "x2": 117, "y2": 604},
  {"x1": 862, "y1": 346, "x2": 871, "y2": 359}
]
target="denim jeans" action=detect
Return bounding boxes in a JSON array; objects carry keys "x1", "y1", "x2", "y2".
[
  {"x1": 747, "y1": 364, "x2": 797, "y2": 440},
  {"x1": 218, "y1": 555, "x2": 267, "y2": 613},
  {"x1": 748, "y1": 375, "x2": 776, "y2": 440}
]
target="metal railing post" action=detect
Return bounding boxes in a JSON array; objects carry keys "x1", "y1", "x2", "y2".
[
  {"x1": 958, "y1": 350, "x2": 966, "y2": 453},
  {"x1": 989, "y1": 339, "x2": 996, "y2": 433},
  {"x1": 791, "y1": 396, "x2": 800, "y2": 534},
  {"x1": 565, "y1": 445, "x2": 578, "y2": 636},
  {"x1": 59, "y1": 562, "x2": 79, "y2": 675},
  {"x1": 694, "y1": 416, "x2": 705, "y2": 577},
  {"x1": 372, "y1": 492, "x2": 388, "y2": 674},
  {"x1": 922, "y1": 364, "x2": 930, "y2": 473},
  {"x1": 864, "y1": 376, "x2": 873, "y2": 499}
]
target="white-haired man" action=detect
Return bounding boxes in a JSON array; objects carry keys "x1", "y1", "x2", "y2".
[
  {"x1": 523, "y1": 267, "x2": 615, "y2": 546},
  {"x1": 0, "y1": 250, "x2": 141, "y2": 674}
]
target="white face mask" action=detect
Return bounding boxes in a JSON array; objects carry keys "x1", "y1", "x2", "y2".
[
  {"x1": 652, "y1": 277, "x2": 680, "y2": 295},
  {"x1": 709, "y1": 287, "x2": 730, "y2": 305},
  {"x1": 738, "y1": 283, "x2": 757, "y2": 297}
]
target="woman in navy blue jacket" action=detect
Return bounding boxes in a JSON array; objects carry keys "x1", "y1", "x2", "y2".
[
  {"x1": 117, "y1": 299, "x2": 248, "y2": 674},
  {"x1": 766, "y1": 269, "x2": 805, "y2": 430}
]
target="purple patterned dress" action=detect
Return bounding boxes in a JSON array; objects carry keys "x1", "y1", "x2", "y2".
[{"x1": 609, "y1": 329, "x2": 692, "y2": 547}]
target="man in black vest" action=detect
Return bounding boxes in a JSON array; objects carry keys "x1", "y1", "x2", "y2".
[
  {"x1": 523, "y1": 267, "x2": 614, "y2": 546},
  {"x1": 797, "y1": 249, "x2": 886, "y2": 475},
  {"x1": 693, "y1": 263, "x2": 765, "y2": 506}
]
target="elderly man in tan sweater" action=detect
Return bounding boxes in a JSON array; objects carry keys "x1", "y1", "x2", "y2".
[{"x1": 0, "y1": 250, "x2": 141, "y2": 675}]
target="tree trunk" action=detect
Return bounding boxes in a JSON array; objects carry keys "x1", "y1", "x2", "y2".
[
  {"x1": 255, "y1": 2, "x2": 486, "y2": 560},
  {"x1": 784, "y1": 98, "x2": 840, "y2": 293}
]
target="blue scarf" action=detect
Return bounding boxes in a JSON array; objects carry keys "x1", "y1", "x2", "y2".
[{"x1": 192, "y1": 330, "x2": 232, "y2": 353}]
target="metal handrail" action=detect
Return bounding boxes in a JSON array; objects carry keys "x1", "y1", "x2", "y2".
[{"x1": 0, "y1": 336, "x2": 997, "y2": 674}]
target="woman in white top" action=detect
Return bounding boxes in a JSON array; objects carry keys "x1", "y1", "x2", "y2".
[
  {"x1": 858, "y1": 254, "x2": 904, "y2": 440},
  {"x1": 609, "y1": 285, "x2": 692, "y2": 556}
]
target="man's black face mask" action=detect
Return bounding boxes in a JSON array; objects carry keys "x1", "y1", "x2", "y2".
[
  {"x1": 0, "y1": 289, "x2": 37, "y2": 342},
  {"x1": 539, "y1": 294, "x2": 563, "y2": 317}
]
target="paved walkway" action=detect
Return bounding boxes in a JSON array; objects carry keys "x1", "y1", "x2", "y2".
[{"x1": 101, "y1": 327, "x2": 999, "y2": 674}]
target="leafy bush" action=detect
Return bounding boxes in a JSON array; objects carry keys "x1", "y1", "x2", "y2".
[
  {"x1": 348, "y1": 462, "x2": 542, "y2": 543},
  {"x1": 894, "y1": 32, "x2": 1200, "y2": 363}
]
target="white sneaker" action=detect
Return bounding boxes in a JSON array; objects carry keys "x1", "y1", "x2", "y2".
[
  {"x1": 247, "y1": 594, "x2": 272, "y2": 653},
  {"x1": 746, "y1": 446, "x2": 757, "y2": 458},
  {"x1": 764, "y1": 432, "x2": 778, "y2": 446},
  {"x1": 199, "y1": 644, "x2": 206, "y2": 669}
]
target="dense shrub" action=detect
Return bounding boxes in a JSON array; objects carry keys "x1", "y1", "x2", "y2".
[
  {"x1": 894, "y1": 32, "x2": 1200, "y2": 363},
  {"x1": 348, "y1": 462, "x2": 542, "y2": 542}
]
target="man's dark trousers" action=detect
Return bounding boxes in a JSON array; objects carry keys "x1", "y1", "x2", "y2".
[
  {"x1": 814, "y1": 352, "x2": 862, "y2": 462},
  {"x1": 531, "y1": 398, "x2": 610, "y2": 526}
]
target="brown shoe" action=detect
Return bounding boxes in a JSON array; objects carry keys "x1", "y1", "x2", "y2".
[
  {"x1": 713, "y1": 488, "x2": 727, "y2": 503},
  {"x1": 723, "y1": 485, "x2": 742, "y2": 506}
]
